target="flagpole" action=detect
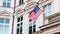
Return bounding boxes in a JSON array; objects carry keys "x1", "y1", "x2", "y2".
[{"x1": 12, "y1": 0, "x2": 16, "y2": 34}]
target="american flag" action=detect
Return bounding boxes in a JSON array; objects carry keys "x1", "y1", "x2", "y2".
[{"x1": 28, "y1": 6, "x2": 43, "y2": 22}]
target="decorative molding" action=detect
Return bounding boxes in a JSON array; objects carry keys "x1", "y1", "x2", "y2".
[{"x1": 0, "y1": 10, "x2": 12, "y2": 17}]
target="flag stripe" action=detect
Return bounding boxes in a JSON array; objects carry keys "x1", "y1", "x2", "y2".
[{"x1": 28, "y1": 6, "x2": 43, "y2": 22}]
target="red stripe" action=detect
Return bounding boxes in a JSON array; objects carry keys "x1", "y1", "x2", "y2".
[{"x1": 28, "y1": 9, "x2": 43, "y2": 22}]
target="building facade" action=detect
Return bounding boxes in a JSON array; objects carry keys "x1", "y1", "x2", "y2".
[
  {"x1": 32, "y1": 0, "x2": 60, "y2": 34},
  {"x1": 0, "y1": 0, "x2": 60, "y2": 34}
]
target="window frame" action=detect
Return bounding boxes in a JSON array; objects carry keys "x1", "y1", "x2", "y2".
[
  {"x1": 3, "y1": 0, "x2": 11, "y2": 7},
  {"x1": 43, "y1": 3, "x2": 52, "y2": 17}
]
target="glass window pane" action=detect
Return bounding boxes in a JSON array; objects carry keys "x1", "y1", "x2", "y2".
[
  {"x1": 43, "y1": 5, "x2": 47, "y2": 11},
  {"x1": 7, "y1": 2, "x2": 10, "y2": 7},
  {"x1": 0, "y1": 18, "x2": 4, "y2": 23},
  {"x1": 45, "y1": 12, "x2": 48, "y2": 16},
  {"x1": 3, "y1": 2, "x2": 6, "y2": 7},
  {"x1": 33, "y1": 25, "x2": 36, "y2": 33},
  {"x1": 19, "y1": 0, "x2": 21, "y2": 5},
  {"x1": 20, "y1": 26, "x2": 22, "y2": 32},
  {"x1": 48, "y1": 11, "x2": 52, "y2": 16},
  {"x1": 17, "y1": 24, "x2": 20, "y2": 27},
  {"x1": 5, "y1": 19, "x2": 10, "y2": 24},
  {"x1": 48, "y1": 3, "x2": 51, "y2": 10},
  {"x1": 17, "y1": 28, "x2": 19, "y2": 34},
  {"x1": 22, "y1": 0, "x2": 24, "y2": 4},
  {"x1": 21, "y1": 16, "x2": 23, "y2": 21},
  {"x1": 29, "y1": 26, "x2": 32, "y2": 34},
  {"x1": 8, "y1": 0, "x2": 11, "y2": 1},
  {"x1": 17, "y1": 18, "x2": 20, "y2": 22},
  {"x1": 0, "y1": 25, "x2": 3, "y2": 28},
  {"x1": 3, "y1": 0, "x2": 7, "y2": 2},
  {"x1": 5, "y1": 25, "x2": 9, "y2": 28}
]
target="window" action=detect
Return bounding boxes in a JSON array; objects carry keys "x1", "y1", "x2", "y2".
[
  {"x1": 5, "y1": 19, "x2": 10, "y2": 24},
  {"x1": 3, "y1": 0, "x2": 11, "y2": 7},
  {"x1": 17, "y1": 23, "x2": 23, "y2": 34},
  {"x1": 33, "y1": 25, "x2": 36, "y2": 33},
  {"x1": 21, "y1": 16, "x2": 23, "y2": 21},
  {"x1": 17, "y1": 16, "x2": 23, "y2": 34},
  {"x1": 43, "y1": 3, "x2": 52, "y2": 17},
  {"x1": 29, "y1": 26, "x2": 32, "y2": 34},
  {"x1": 17, "y1": 18, "x2": 20, "y2": 22},
  {"x1": 0, "y1": 25, "x2": 3, "y2": 28},
  {"x1": 0, "y1": 18, "x2": 10, "y2": 34},
  {"x1": 19, "y1": 0, "x2": 24, "y2": 5},
  {"x1": 0, "y1": 18, "x2": 4, "y2": 23},
  {"x1": 3, "y1": 2, "x2": 6, "y2": 7},
  {"x1": 17, "y1": 16, "x2": 23, "y2": 22},
  {"x1": 7, "y1": 2, "x2": 10, "y2": 7},
  {"x1": 29, "y1": 20, "x2": 36, "y2": 34}
]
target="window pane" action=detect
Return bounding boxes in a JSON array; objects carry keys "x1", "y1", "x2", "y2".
[
  {"x1": 17, "y1": 24, "x2": 20, "y2": 27},
  {"x1": 17, "y1": 28, "x2": 19, "y2": 34},
  {"x1": 7, "y1": 2, "x2": 10, "y2": 7},
  {"x1": 33, "y1": 25, "x2": 36, "y2": 33},
  {"x1": 5, "y1": 19, "x2": 10, "y2": 24},
  {"x1": 3, "y1": 2, "x2": 6, "y2": 7},
  {"x1": 17, "y1": 18, "x2": 20, "y2": 22},
  {"x1": 3, "y1": 0, "x2": 7, "y2": 2},
  {"x1": 8, "y1": 0, "x2": 11, "y2": 1},
  {"x1": 47, "y1": 11, "x2": 52, "y2": 16},
  {"x1": 0, "y1": 25, "x2": 3, "y2": 28},
  {"x1": 20, "y1": 26, "x2": 22, "y2": 32},
  {"x1": 5, "y1": 25, "x2": 9, "y2": 28},
  {"x1": 44, "y1": 12, "x2": 48, "y2": 16},
  {"x1": 48, "y1": 3, "x2": 51, "y2": 10},
  {"x1": 22, "y1": 0, "x2": 24, "y2": 4},
  {"x1": 43, "y1": 5, "x2": 47, "y2": 11},
  {"x1": 0, "y1": 18, "x2": 4, "y2": 23},
  {"x1": 21, "y1": 16, "x2": 23, "y2": 21},
  {"x1": 29, "y1": 26, "x2": 32, "y2": 34},
  {"x1": 19, "y1": 0, "x2": 21, "y2": 5}
]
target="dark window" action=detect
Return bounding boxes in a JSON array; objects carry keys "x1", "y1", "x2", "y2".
[
  {"x1": 17, "y1": 23, "x2": 23, "y2": 34},
  {"x1": 5, "y1": 19, "x2": 10, "y2": 24},
  {"x1": 19, "y1": 0, "x2": 24, "y2": 5},
  {"x1": 33, "y1": 25, "x2": 36, "y2": 33},
  {"x1": 21, "y1": 16, "x2": 23, "y2": 21},
  {"x1": 29, "y1": 26, "x2": 32, "y2": 34},
  {"x1": 3, "y1": 0, "x2": 11, "y2": 7},
  {"x1": 17, "y1": 28, "x2": 19, "y2": 34},
  {"x1": 8, "y1": 0, "x2": 11, "y2": 1},
  {"x1": 21, "y1": 23, "x2": 22, "y2": 25},
  {"x1": 17, "y1": 18, "x2": 20, "y2": 22},
  {"x1": 0, "y1": 18, "x2": 4, "y2": 23},
  {"x1": 17, "y1": 24, "x2": 20, "y2": 26},
  {"x1": 3, "y1": 2, "x2": 6, "y2": 7},
  {"x1": 20, "y1": 26, "x2": 22, "y2": 34},
  {"x1": 7, "y1": 2, "x2": 10, "y2": 7}
]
